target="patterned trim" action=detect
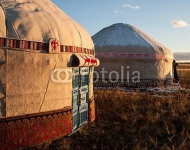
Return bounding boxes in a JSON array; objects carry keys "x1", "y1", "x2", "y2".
[
  {"x1": 89, "y1": 97, "x2": 95, "y2": 122},
  {"x1": 72, "y1": 54, "x2": 100, "y2": 67},
  {"x1": 93, "y1": 79, "x2": 167, "y2": 87},
  {"x1": 0, "y1": 37, "x2": 94, "y2": 55},
  {"x1": 0, "y1": 107, "x2": 72, "y2": 149},
  {"x1": 96, "y1": 53, "x2": 173, "y2": 59}
]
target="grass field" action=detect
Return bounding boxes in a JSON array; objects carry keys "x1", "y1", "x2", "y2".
[
  {"x1": 31, "y1": 63, "x2": 190, "y2": 150},
  {"x1": 177, "y1": 63, "x2": 190, "y2": 89}
]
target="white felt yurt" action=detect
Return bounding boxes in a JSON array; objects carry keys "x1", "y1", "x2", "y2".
[
  {"x1": 92, "y1": 23, "x2": 174, "y2": 87},
  {"x1": 0, "y1": 0, "x2": 99, "y2": 148}
]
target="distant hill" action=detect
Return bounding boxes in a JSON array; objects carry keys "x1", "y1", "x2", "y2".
[{"x1": 173, "y1": 52, "x2": 190, "y2": 63}]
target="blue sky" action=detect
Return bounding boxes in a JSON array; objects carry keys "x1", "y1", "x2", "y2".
[{"x1": 52, "y1": 0, "x2": 190, "y2": 53}]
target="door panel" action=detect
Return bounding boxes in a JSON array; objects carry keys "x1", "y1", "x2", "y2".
[
  {"x1": 72, "y1": 67, "x2": 90, "y2": 132},
  {"x1": 79, "y1": 104, "x2": 88, "y2": 126}
]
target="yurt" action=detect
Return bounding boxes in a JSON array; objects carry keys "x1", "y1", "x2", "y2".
[
  {"x1": 0, "y1": 0, "x2": 99, "y2": 149},
  {"x1": 92, "y1": 23, "x2": 174, "y2": 88}
]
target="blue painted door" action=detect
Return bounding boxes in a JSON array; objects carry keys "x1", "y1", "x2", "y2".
[{"x1": 72, "y1": 67, "x2": 89, "y2": 131}]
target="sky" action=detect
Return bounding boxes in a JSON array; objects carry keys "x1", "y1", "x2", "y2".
[{"x1": 52, "y1": 0, "x2": 190, "y2": 53}]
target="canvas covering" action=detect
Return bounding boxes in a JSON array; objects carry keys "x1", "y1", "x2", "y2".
[
  {"x1": 0, "y1": 0, "x2": 94, "y2": 49},
  {"x1": 92, "y1": 23, "x2": 174, "y2": 81},
  {"x1": 0, "y1": 0, "x2": 95, "y2": 117},
  {"x1": 92, "y1": 23, "x2": 173, "y2": 58}
]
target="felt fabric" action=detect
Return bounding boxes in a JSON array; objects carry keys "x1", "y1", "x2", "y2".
[
  {"x1": 92, "y1": 23, "x2": 173, "y2": 59},
  {"x1": 92, "y1": 23, "x2": 174, "y2": 84},
  {"x1": 0, "y1": 5, "x2": 6, "y2": 37},
  {"x1": 0, "y1": 0, "x2": 94, "y2": 50},
  {"x1": 5, "y1": 50, "x2": 73, "y2": 117},
  {"x1": 0, "y1": 1, "x2": 96, "y2": 148},
  {"x1": 0, "y1": 0, "x2": 95, "y2": 117},
  {"x1": 94, "y1": 57, "x2": 173, "y2": 80}
]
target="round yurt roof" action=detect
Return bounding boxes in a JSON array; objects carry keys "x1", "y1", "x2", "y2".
[
  {"x1": 92, "y1": 23, "x2": 173, "y2": 59},
  {"x1": 0, "y1": 0, "x2": 94, "y2": 50}
]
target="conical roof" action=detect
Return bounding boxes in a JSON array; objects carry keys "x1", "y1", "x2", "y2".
[
  {"x1": 0, "y1": 0, "x2": 94, "y2": 50},
  {"x1": 92, "y1": 23, "x2": 173, "y2": 59}
]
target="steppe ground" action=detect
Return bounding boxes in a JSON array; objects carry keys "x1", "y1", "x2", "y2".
[{"x1": 31, "y1": 63, "x2": 190, "y2": 150}]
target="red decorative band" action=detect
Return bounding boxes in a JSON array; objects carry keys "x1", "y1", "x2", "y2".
[
  {"x1": 0, "y1": 37, "x2": 94, "y2": 55},
  {"x1": 93, "y1": 79, "x2": 168, "y2": 87},
  {"x1": 96, "y1": 53, "x2": 173, "y2": 59},
  {"x1": 0, "y1": 107, "x2": 72, "y2": 149}
]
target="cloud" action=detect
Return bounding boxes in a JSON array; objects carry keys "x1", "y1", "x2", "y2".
[
  {"x1": 171, "y1": 20, "x2": 190, "y2": 28},
  {"x1": 122, "y1": 4, "x2": 140, "y2": 10},
  {"x1": 114, "y1": 10, "x2": 123, "y2": 13}
]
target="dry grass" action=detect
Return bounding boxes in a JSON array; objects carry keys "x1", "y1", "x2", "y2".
[
  {"x1": 177, "y1": 63, "x2": 190, "y2": 89},
  {"x1": 29, "y1": 63, "x2": 190, "y2": 150},
  {"x1": 177, "y1": 63, "x2": 190, "y2": 69}
]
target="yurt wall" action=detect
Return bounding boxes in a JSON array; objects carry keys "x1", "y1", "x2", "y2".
[
  {"x1": 0, "y1": 0, "x2": 99, "y2": 148},
  {"x1": 94, "y1": 57, "x2": 173, "y2": 79},
  {"x1": 5, "y1": 51, "x2": 72, "y2": 116}
]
